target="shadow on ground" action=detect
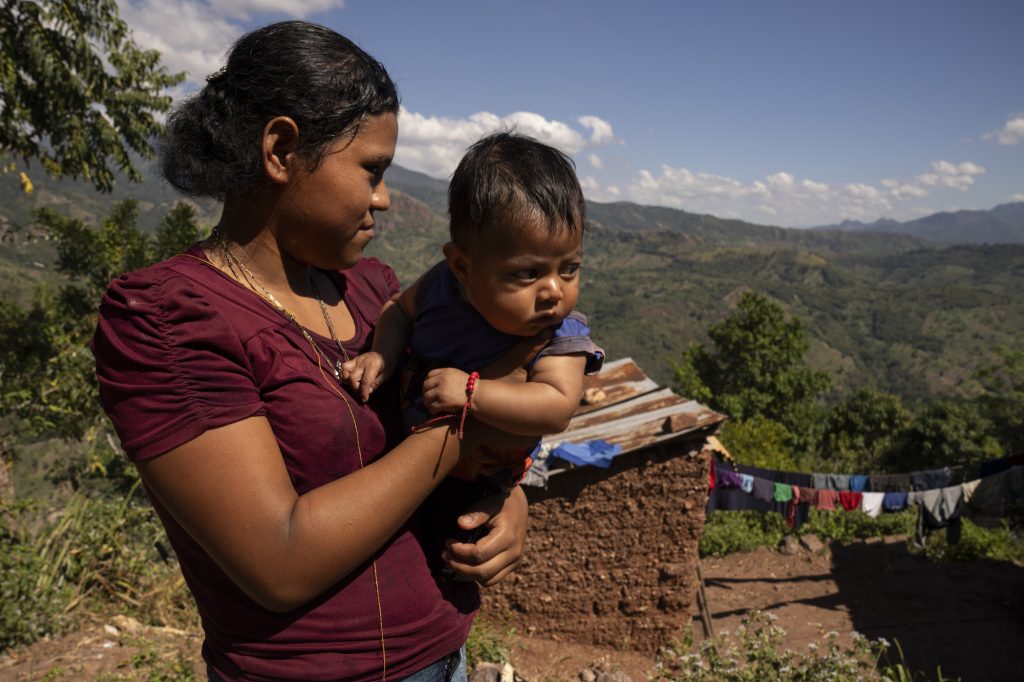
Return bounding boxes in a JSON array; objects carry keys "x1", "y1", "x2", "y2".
[
  {"x1": 830, "y1": 541, "x2": 1022, "y2": 682},
  {"x1": 699, "y1": 539, "x2": 1022, "y2": 682}
]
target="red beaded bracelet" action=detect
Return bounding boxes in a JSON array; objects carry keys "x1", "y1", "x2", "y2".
[{"x1": 456, "y1": 371, "x2": 480, "y2": 440}]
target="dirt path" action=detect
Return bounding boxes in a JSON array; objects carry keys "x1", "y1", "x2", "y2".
[{"x1": 3, "y1": 538, "x2": 1021, "y2": 681}]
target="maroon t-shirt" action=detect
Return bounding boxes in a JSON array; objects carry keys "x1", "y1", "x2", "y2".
[{"x1": 92, "y1": 245, "x2": 477, "y2": 681}]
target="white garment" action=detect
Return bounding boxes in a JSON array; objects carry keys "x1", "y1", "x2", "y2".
[{"x1": 860, "y1": 492, "x2": 885, "y2": 518}]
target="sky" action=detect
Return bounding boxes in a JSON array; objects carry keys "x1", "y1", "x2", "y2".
[{"x1": 117, "y1": 0, "x2": 1024, "y2": 228}]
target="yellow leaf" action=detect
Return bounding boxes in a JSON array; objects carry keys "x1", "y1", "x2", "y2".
[{"x1": 20, "y1": 172, "x2": 34, "y2": 194}]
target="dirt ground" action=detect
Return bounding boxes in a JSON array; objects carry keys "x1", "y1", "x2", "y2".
[{"x1": 2, "y1": 537, "x2": 1021, "y2": 681}]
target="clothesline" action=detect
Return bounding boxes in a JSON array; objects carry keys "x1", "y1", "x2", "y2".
[{"x1": 707, "y1": 454, "x2": 1024, "y2": 545}]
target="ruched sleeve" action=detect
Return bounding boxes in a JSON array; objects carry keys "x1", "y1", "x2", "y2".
[{"x1": 92, "y1": 268, "x2": 266, "y2": 461}]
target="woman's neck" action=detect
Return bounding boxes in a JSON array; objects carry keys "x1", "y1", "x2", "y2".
[{"x1": 213, "y1": 194, "x2": 314, "y2": 297}]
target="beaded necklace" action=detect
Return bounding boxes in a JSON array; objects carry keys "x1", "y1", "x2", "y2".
[{"x1": 196, "y1": 233, "x2": 389, "y2": 678}]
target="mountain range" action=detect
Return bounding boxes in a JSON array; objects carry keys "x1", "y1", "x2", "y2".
[
  {"x1": 813, "y1": 202, "x2": 1024, "y2": 244},
  {"x1": 3, "y1": 163, "x2": 1022, "y2": 402}
]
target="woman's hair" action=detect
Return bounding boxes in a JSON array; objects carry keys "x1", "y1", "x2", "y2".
[
  {"x1": 161, "y1": 21, "x2": 399, "y2": 199},
  {"x1": 448, "y1": 131, "x2": 585, "y2": 251}
]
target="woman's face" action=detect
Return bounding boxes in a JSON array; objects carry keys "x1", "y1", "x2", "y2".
[{"x1": 276, "y1": 113, "x2": 398, "y2": 270}]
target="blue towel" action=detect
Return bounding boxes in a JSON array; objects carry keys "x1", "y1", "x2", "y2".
[
  {"x1": 850, "y1": 475, "x2": 869, "y2": 492},
  {"x1": 882, "y1": 491, "x2": 908, "y2": 512},
  {"x1": 550, "y1": 439, "x2": 622, "y2": 469}
]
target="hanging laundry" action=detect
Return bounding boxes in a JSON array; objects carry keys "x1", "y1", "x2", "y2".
[
  {"x1": 882, "y1": 491, "x2": 908, "y2": 512},
  {"x1": 910, "y1": 467, "x2": 955, "y2": 492},
  {"x1": 717, "y1": 470, "x2": 744, "y2": 488},
  {"x1": 962, "y1": 470, "x2": 1009, "y2": 529},
  {"x1": 978, "y1": 454, "x2": 1024, "y2": 478},
  {"x1": 773, "y1": 482, "x2": 794, "y2": 503},
  {"x1": 816, "y1": 490, "x2": 839, "y2": 511},
  {"x1": 849, "y1": 475, "x2": 869, "y2": 493},
  {"x1": 909, "y1": 485, "x2": 964, "y2": 547},
  {"x1": 752, "y1": 477, "x2": 774, "y2": 503},
  {"x1": 796, "y1": 486, "x2": 819, "y2": 507},
  {"x1": 839, "y1": 491, "x2": 862, "y2": 511},
  {"x1": 868, "y1": 473, "x2": 911, "y2": 493},
  {"x1": 705, "y1": 458, "x2": 812, "y2": 528},
  {"x1": 860, "y1": 492, "x2": 884, "y2": 518},
  {"x1": 812, "y1": 473, "x2": 851, "y2": 491},
  {"x1": 739, "y1": 473, "x2": 754, "y2": 493}
]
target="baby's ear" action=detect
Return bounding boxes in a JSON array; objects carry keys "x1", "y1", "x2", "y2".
[{"x1": 443, "y1": 242, "x2": 470, "y2": 284}]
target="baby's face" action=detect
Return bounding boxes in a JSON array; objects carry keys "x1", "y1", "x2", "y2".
[{"x1": 459, "y1": 224, "x2": 582, "y2": 337}]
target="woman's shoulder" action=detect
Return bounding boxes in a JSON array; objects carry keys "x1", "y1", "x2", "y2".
[{"x1": 100, "y1": 246, "x2": 218, "y2": 310}]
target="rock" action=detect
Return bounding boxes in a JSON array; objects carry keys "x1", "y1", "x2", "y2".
[
  {"x1": 596, "y1": 672, "x2": 632, "y2": 682},
  {"x1": 469, "y1": 662, "x2": 502, "y2": 682},
  {"x1": 578, "y1": 669, "x2": 597, "y2": 682},
  {"x1": 103, "y1": 625, "x2": 119, "y2": 636},
  {"x1": 779, "y1": 535, "x2": 801, "y2": 555},
  {"x1": 799, "y1": 533, "x2": 825, "y2": 553},
  {"x1": 110, "y1": 615, "x2": 143, "y2": 634}
]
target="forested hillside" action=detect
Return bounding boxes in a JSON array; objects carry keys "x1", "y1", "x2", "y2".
[{"x1": 4, "y1": 162, "x2": 1023, "y2": 401}]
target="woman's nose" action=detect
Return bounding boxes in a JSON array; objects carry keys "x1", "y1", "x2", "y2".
[{"x1": 371, "y1": 180, "x2": 390, "y2": 211}]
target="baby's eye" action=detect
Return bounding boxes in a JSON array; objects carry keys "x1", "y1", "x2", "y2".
[
  {"x1": 561, "y1": 263, "x2": 581, "y2": 276},
  {"x1": 511, "y1": 269, "x2": 538, "y2": 281}
]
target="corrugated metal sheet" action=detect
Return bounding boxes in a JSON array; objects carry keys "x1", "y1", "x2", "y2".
[{"x1": 526, "y1": 357, "x2": 726, "y2": 483}]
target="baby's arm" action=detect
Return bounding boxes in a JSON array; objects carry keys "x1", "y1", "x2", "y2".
[
  {"x1": 421, "y1": 353, "x2": 586, "y2": 436},
  {"x1": 341, "y1": 282, "x2": 418, "y2": 402}
]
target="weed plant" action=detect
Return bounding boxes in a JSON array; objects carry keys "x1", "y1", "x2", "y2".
[
  {"x1": 0, "y1": 488, "x2": 196, "y2": 649},
  {"x1": 652, "y1": 611, "x2": 958, "y2": 682}
]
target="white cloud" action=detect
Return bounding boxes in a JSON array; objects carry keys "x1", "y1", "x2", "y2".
[
  {"x1": 587, "y1": 153, "x2": 605, "y2": 170},
  {"x1": 395, "y1": 107, "x2": 616, "y2": 179},
  {"x1": 983, "y1": 113, "x2": 1024, "y2": 145},
  {"x1": 578, "y1": 116, "x2": 616, "y2": 144},
  {"x1": 1007, "y1": 193, "x2": 1024, "y2": 203},
  {"x1": 117, "y1": 1, "x2": 346, "y2": 83},
  {"x1": 600, "y1": 157, "x2": 990, "y2": 227}
]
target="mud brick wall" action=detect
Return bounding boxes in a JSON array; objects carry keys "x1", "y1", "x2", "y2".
[{"x1": 481, "y1": 442, "x2": 710, "y2": 654}]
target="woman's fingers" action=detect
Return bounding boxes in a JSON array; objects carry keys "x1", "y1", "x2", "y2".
[{"x1": 443, "y1": 488, "x2": 527, "y2": 585}]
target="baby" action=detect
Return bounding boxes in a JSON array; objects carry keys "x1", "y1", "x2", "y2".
[{"x1": 343, "y1": 131, "x2": 603, "y2": 510}]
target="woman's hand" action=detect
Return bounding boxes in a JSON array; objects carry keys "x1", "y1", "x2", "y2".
[{"x1": 442, "y1": 486, "x2": 527, "y2": 586}]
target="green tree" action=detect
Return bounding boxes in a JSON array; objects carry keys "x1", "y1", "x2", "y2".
[
  {"x1": 674, "y1": 291, "x2": 832, "y2": 453},
  {"x1": 890, "y1": 399, "x2": 1003, "y2": 472},
  {"x1": 819, "y1": 388, "x2": 912, "y2": 472},
  {"x1": 975, "y1": 345, "x2": 1024, "y2": 456},
  {"x1": 0, "y1": 200, "x2": 203, "y2": 490},
  {"x1": 0, "y1": 0, "x2": 184, "y2": 191}
]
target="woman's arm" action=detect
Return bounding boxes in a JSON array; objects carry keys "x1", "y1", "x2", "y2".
[{"x1": 138, "y1": 415, "x2": 465, "y2": 613}]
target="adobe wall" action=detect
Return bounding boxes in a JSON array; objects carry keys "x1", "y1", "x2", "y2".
[{"x1": 481, "y1": 442, "x2": 710, "y2": 654}]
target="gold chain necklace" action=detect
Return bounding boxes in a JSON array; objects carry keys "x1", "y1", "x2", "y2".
[
  {"x1": 204, "y1": 233, "x2": 389, "y2": 678},
  {"x1": 214, "y1": 233, "x2": 353, "y2": 380}
]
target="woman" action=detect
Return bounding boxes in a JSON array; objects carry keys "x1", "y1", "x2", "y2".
[{"x1": 92, "y1": 21, "x2": 529, "y2": 681}]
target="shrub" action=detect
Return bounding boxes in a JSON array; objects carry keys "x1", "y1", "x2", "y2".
[
  {"x1": 0, "y1": 489, "x2": 195, "y2": 649},
  {"x1": 653, "y1": 611, "x2": 888, "y2": 681},
  {"x1": 699, "y1": 511, "x2": 788, "y2": 557}
]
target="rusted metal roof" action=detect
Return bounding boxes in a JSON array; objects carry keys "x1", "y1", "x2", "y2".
[{"x1": 525, "y1": 357, "x2": 726, "y2": 484}]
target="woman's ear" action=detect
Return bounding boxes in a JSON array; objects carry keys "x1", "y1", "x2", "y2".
[
  {"x1": 261, "y1": 116, "x2": 301, "y2": 184},
  {"x1": 442, "y1": 241, "x2": 470, "y2": 284}
]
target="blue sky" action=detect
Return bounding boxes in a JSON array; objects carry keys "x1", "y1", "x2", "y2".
[{"x1": 119, "y1": 0, "x2": 1024, "y2": 227}]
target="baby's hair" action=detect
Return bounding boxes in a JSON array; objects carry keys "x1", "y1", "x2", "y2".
[
  {"x1": 161, "y1": 20, "x2": 399, "y2": 200},
  {"x1": 448, "y1": 131, "x2": 585, "y2": 251}
]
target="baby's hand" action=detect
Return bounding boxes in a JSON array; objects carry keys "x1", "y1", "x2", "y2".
[
  {"x1": 422, "y1": 367, "x2": 471, "y2": 415},
  {"x1": 341, "y1": 352, "x2": 388, "y2": 402}
]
